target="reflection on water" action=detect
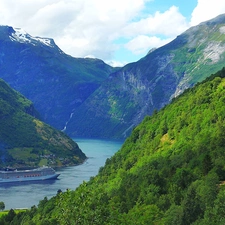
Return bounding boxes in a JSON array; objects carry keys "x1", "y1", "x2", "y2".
[
  {"x1": 0, "y1": 179, "x2": 57, "y2": 189},
  {"x1": 0, "y1": 138, "x2": 122, "y2": 209}
]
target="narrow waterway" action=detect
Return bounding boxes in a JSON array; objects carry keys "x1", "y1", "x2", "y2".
[{"x1": 0, "y1": 138, "x2": 123, "y2": 209}]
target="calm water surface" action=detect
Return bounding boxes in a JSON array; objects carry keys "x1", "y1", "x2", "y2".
[{"x1": 0, "y1": 138, "x2": 123, "y2": 209}]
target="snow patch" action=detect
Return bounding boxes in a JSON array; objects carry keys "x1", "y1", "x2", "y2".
[
  {"x1": 10, "y1": 28, "x2": 30, "y2": 43},
  {"x1": 32, "y1": 37, "x2": 52, "y2": 47},
  {"x1": 10, "y1": 28, "x2": 54, "y2": 48},
  {"x1": 219, "y1": 26, "x2": 225, "y2": 34}
]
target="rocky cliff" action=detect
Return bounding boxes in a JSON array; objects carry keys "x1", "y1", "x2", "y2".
[{"x1": 66, "y1": 14, "x2": 225, "y2": 139}]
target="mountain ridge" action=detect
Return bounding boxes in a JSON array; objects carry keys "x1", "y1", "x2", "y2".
[
  {"x1": 0, "y1": 79, "x2": 86, "y2": 168},
  {"x1": 0, "y1": 25, "x2": 117, "y2": 130},
  {"x1": 65, "y1": 13, "x2": 225, "y2": 139}
]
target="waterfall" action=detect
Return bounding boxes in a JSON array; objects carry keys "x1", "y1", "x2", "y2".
[{"x1": 62, "y1": 112, "x2": 74, "y2": 132}]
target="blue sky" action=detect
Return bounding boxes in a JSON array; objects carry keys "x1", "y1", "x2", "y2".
[
  {"x1": 0, "y1": 0, "x2": 225, "y2": 66},
  {"x1": 111, "y1": 0, "x2": 196, "y2": 64},
  {"x1": 112, "y1": 0, "x2": 225, "y2": 66},
  {"x1": 151, "y1": 0, "x2": 197, "y2": 18}
]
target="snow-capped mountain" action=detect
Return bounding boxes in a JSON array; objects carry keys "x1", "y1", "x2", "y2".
[
  {"x1": 0, "y1": 25, "x2": 63, "y2": 53},
  {"x1": 0, "y1": 25, "x2": 116, "y2": 130},
  {"x1": 10, "y1": 27, "x2": 55, "y2": 48}
]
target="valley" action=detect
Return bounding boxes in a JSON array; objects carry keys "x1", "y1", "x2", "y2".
[
  {"x1": 2, "y1": 16, "x2": 225, "y2": 140},
  {"x1": 1, "y1": 13, "x2": 225, "y2": 225}
]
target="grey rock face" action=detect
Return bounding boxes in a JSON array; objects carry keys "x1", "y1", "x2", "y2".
[{"x1": 66, "y1": 14, "x2": 225, "y2": 139}]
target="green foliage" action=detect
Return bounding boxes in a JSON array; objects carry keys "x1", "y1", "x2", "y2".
[
  {"x1": 0, "y1": 202, "x2": 5, "y2": 211},
  {"x1": 66, "y1": 17, "x2": 225, "y2": 140},
  {"x1": 0, "y1": 26, "x2": 118, "y2": 133},
  {"x1": 0, "y1": 79, "x2": 86, "y2": 168},
  {"x1": 4, "y1": 68, "x2": 225, "y2": 224}
]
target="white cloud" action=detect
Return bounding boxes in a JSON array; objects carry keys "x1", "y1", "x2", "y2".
[
  {"x1": 123, "y1": 6, "x2": 189, "y2": 37},
  {"x1": 122, "y1": 6, "x2": 189, "y2": 57},
  {"x1": 106, "y1": 60, "x2": 128, "y2": 68},
  {"x1": 0, "y1": 0, "x2": 148, "y2": 61},
  {"x1": 191, "y1": 0, "x2": 225, "y2": 26},
  {"x1": 2, "y1": 1, "x2": 222, "y2": 64},
  {"x1": 125, "y1": 35, "x2": 172, "y2": 55}
]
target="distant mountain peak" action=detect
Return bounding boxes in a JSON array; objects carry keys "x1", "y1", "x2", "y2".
[
  {"x1": 0, "y1": 25, "x2": 117, "y2": 132},
  {"x1": 11, "y1": 28, "x2": 52, "y2": 47},
  {"x1": 0, "y1": 25, "x2": 58, "y2": 50},
  {"x1": 10, "y1": 27, "x2": 56, "y2": 48}
]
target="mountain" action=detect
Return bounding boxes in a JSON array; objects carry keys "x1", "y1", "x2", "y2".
[
  {"x1": 65, "y1": 14, "x2": 225, "y2": 139},
  {"x1": 0, "y1": 79, "x2": 86, "y2": 168},
  {"x1": 0, "y1": 26, "x2": 117, "y2": 130},
  {"x1": 5, "y1": 67, "x2": 225, "y2": 224}
]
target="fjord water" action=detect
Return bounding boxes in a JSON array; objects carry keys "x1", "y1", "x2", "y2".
[{"x1": 0, "y1": 139, "x2": 123, "y2": 210}]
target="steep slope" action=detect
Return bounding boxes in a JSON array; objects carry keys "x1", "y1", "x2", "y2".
[
  {"x1": 0, "y1": 79, "x2": 86, "y2": 168},
  {"x1": 66, "y1": 14, "x2": 225, "y2": 139},
  {"x1": 0, "y1": 26, "x2": 116, "y2": 130},
  {"x1": 8, "y1": 67, "x2": 225, "y2": 224}
]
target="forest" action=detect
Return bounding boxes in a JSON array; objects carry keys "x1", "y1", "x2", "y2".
[
  {"x1": 0, "y1": 79, "x2": 86, "y2": 168},
  {"x1": 1, "y1": 67, "x2": 225, "y2": 224}
]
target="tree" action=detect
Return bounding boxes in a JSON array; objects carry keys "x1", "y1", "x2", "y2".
[
  {"x1": 0, "y1": 202, "x2": 5, "y2": 211},
  {"x1": 5, "y1": 209, "x2": 16, "y2": 222},
  {"x1": 182, "y1": 186, "x2": 203, "y2": 224}
]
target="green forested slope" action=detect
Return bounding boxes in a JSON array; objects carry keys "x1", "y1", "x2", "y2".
[
  {"x1": 0, "y1": 79, "x2": 86, "y2": 168},
  {"x1": 66, "y1": 14, "x2": 225, "y2": 139},
  {"x1": 4, "y1": 68, "x2": 225, "y2": 224},
  {"x1": 0, "y1": 26, "x2": 117, "y2": 131}
]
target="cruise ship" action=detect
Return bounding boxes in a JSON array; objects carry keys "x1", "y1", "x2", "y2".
[{"x1": 0, "y1": 166, "x2": 60, "y2": 183}]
